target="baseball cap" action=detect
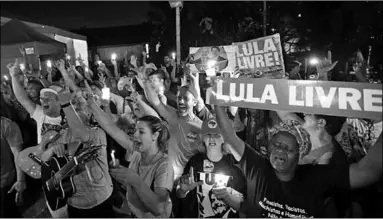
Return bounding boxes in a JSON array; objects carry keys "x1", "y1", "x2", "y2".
[
  {"x1": 40, "y1": 85, "x2": 64, "y2": 97},
  {"x1": 201, "y1": 117, "x2": 223, "y2": 137},
  {"x1": 178, "y1": 85, "x2": 198, "y2": 98}
]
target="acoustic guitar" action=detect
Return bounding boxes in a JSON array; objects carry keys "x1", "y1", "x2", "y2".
[
  {"x1": 17, "y1": 130, "x2": 62, "y2": 179},
  {"x1": 41, "y1": 145, "x2": 101, "y2": 211}
]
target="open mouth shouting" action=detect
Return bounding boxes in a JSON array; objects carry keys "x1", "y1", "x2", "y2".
[
  {"x1": 271, "y1": 151, "x2": 287, "y2": 166},
  {"x1": 133, "y1": 140, "x2": 142, "y2": 151},
  {"x1": 208, "y1": 142, "x2": 217, "y2": 147},
  {"x1": 42, "y1": 104, "x2": 50, "y2": 111},
  {"x1": 178, "y1": 105, "x2": 187, "y2": 113}
]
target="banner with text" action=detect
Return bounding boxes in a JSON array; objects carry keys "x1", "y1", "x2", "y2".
[
  {"x1": 233, "y1": 34, "x2": 285, "y2": 79},
  {"x1": 189, "y1": 45, "x2": 236, "y2": 75},
  {"x1": 208, "y1": 78, "x2": 382, "y2": 120}
]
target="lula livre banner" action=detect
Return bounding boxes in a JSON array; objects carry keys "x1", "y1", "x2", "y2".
[
  {"x1": 207, "y1": 78, "x2": 382, "y2": 120},
  {"x1": 232, "y1": 33, "x2": 285, "y2": 79}
]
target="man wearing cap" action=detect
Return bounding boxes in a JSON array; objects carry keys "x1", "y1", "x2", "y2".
[
  {"x1": 9, "y1": 61, "x2": 63, "y2": 144},
  {"x1": 176, "y1": 118, "x2": 246, "y2": 218},
  {"x1": 9, "y1": 60, "x2": 68, "y2": 217}
]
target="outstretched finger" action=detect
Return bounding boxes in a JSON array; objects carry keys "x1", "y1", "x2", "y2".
[
  {"x1": 8, "y1": 183, "x2": 16, "y2": 193},
  {"x1": 189, "y1": 167, "x2": 194, "y2": 181},
  {"x1": 327, "y1": 51, "x2": 332, "y2": 63},
  {"x1": 356, "y1": 50, "x2": 364, "y2": 63},
  {"x1": 329, "y1": 61, "x2": 338, "y2": 70},
  {"x1": 14, "y1": 58, "x2": 21, "y2": 67}
]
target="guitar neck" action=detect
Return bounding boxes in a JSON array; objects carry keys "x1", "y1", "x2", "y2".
[{"x1": 54, "y1": 158, "x2": 77, "y2": 181}]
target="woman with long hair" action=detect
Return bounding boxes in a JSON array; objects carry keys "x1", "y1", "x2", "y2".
[{"x1": 87, "y1": 94, "x2": 174, "y2": 218}]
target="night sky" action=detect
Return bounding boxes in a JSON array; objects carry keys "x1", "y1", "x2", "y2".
[{"x1": 0, "y1": 1, "x2": 151, "y2": 30}]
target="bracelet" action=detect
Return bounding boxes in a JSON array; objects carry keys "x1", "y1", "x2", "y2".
[{"x1": 61, "y1": 102, "x2": 71, "y2": 108}]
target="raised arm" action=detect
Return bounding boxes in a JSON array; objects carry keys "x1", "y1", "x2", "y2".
[
  {"x1": 131, "y1": 93, "x2": 160, "y2": 118},
  {"x1": 56, "y1": 60, "x2": 79, "y2": 92},
  {"x1": 8, "y1": 60, "x2": 37, "y2": 115},
  {"x1": 87, "y1": 96, "x2": 134, "y2": 154},
  {"x1": 58, "y1": 90, "x2": 90, "y2": 143},
  {"x1": 71, "y1": 66, "x2": 85, "y2": 82},
  {"x1": 170, "y1": 61, "x2": 180, "y2": 83},
  {"x1": 111, "y1": 59, "x2": 119, "y2": 80},
  {"x1": 215, "y1": 105, "x2": 244, "y2": 161},
  {"x1": 143, "y1": 79, "x2": 177, "y2": 123},
  {"x1": 349, "y1": 133, "x2": 382, "y2": 189}
]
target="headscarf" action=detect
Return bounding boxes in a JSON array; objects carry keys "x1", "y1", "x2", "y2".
[{"x1": 268, "y1": 120, "x2": 312, "y2": 159}]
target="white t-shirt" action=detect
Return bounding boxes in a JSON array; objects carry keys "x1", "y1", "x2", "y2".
[{"x1": 31, "y1": 105, "x2": 62, "y2": 143}]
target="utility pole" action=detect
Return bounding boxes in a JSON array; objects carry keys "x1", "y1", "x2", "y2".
[
  {"x1": 263, "y1": 1, "x2": 267, "y2": 36},
  {"x1": 169, "y1": 1, "x2": 183, "y2": 66},
  {"x1": 176, "y1": 6, "x2": 181, "y2": 65}
]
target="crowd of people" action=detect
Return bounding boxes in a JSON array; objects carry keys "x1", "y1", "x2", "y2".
[{"x1": 0, "y1": 46, "x2": 382, "y2": 218}]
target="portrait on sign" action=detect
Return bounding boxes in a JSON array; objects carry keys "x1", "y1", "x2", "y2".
[{"x1": 189, "y1": 45, "x2": 236, "y2": 74}]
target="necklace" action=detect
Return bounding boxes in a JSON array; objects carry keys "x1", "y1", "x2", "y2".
[{"x1": 138, "y1": 150, "x2": 161, "y2": 175}]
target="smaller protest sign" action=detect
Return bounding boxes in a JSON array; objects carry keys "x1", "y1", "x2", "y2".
[
  {"x1": 208, "y1": 78, "x2": 382, "y2": 120},
  {"x1": 189, "y1": 45, "x2": 236, "y2": 74},
  {"x1": 233, "y1": 33, "x2": 285, "y2": 79}
]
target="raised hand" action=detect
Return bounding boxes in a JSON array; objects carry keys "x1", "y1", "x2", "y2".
[
  {"x1": 130, "y1": 55, "x2": 138, "y2": 68},
  {"x1": 55, "y1": 59, "x2": 66, "y2": 71},
  {"x1": 315, "y1": 51, "x2": 338, "y2": 79},
  {"x1": 7, "y1": 59, "x2": 23, "y2": 78},
  {"x1": 188, "y1": 71, "x2": 199, "y2": 84},
  {"x1": 179, "y1": 167, "x2": 203, "y2": 193},
  {"x1": 145, "y1": 62, "x2": 157, "y2": 71},
  {"x1": 19, "y1": 47, "x2": 26, "y2": 57},
  {"x1": 142, "y1": 51, "x2": 147, "y2": 58},
  {"x1": 76, "y1": 54, "x2": 84, "y2": 64},
  {"x1": 353, "y1": 50, "x2": 367, "y2": 74},
  {"x1": 57, "y1": 85, "x2": 72, "y2": 105},
  {"x1": 84, "y1": 80, "x2": 96, "y2": 103},
  {"x1": 156, "y1": 42, "x2": 161, "y2": 52}
]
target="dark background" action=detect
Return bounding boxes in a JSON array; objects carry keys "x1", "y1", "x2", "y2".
[{"x1": 1, "y1": 1, "x2": 382, "y2": 68}]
